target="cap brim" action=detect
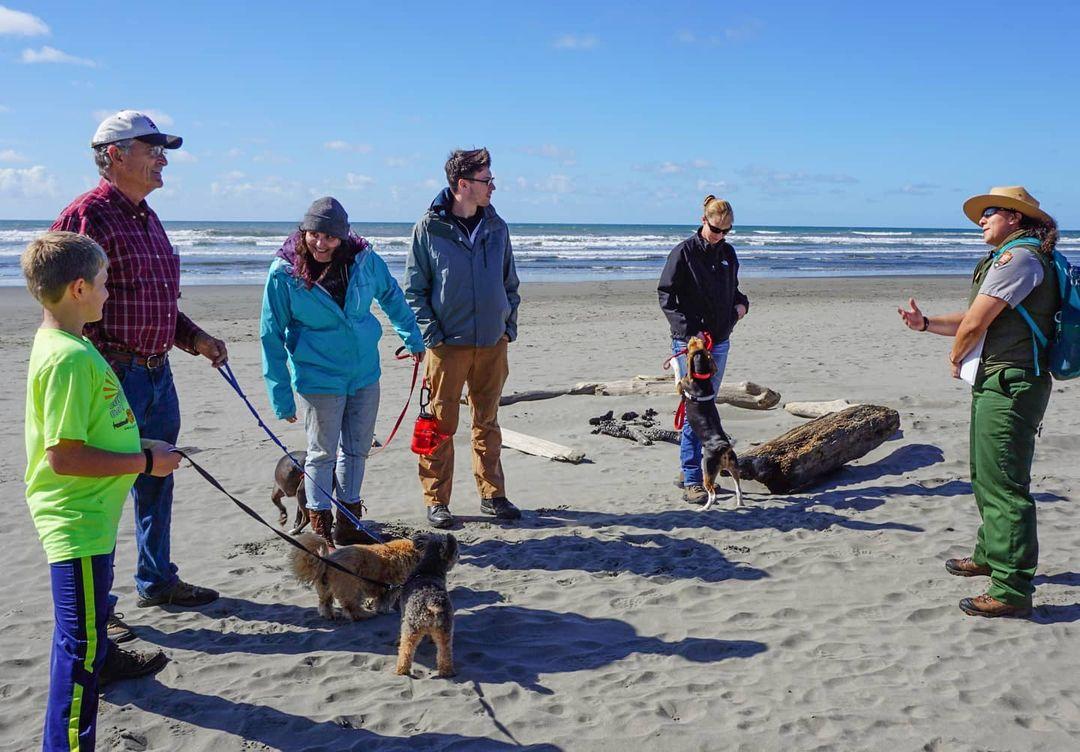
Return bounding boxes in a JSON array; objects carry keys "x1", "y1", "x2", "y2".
[
  {"x1": 135, "y1": 133, "x2": 183, "y2": 149},
  {"x1": 962, "y1": 194, "x2": 1051, "y2": 225}
]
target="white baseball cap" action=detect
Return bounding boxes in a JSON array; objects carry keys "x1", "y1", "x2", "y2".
[{"x1": 91, "y1": 110, "x2": 182, "y2": 149}]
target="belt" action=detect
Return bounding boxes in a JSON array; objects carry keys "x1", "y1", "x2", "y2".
[{"x1": 103, "y1": 349, "x2": 169, "y2": 369}]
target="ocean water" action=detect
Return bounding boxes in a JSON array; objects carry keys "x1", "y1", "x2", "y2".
[{"x1": 2, "y1": 220, "x2": 1077, "y2": 286}]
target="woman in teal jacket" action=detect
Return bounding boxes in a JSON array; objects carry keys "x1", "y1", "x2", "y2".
[{"x1": 260, "y1": 197, "x2": 424, "y2": 548}]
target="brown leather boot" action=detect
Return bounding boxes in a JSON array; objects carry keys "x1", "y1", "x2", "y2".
[
  {"x1": 333, "y1": 500, "x2": 371, "y2": 546},
  {"x1": 308, "y1": 508, "x2": 336, "y2": 551}
]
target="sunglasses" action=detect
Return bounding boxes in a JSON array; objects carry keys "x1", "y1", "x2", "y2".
[
  {"x1": 462, "y1": 175, "x2": 495, "y2": 186},
  {"x1": 981, "y1": 206, "x2": 1016, "y2": 219},
  {"x1": 705, "y1": 220, "x2": 733, "y2": 235}
]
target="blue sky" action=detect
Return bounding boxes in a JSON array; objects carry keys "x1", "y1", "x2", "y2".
[{"x1": 1, "y1": 1, "x2": 1078, "y2": 227}]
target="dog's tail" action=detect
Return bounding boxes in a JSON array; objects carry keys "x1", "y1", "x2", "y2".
[{"x1": 288, "y1": 531, "x2": 330, "y2": 585}]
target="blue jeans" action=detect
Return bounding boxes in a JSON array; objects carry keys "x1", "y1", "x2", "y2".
[
  {"x1": 113, "y1": 360, "x2": 181, "y2": 601},
  {"x1": 671, "y1": 337, "x2": 730, "y2": 485},
  {"x1": 298, "y1": 383, "x2": 381, "y2": 510},
  {"x1": 44, "y1": 551, "x2": 113, "y2": 751}
]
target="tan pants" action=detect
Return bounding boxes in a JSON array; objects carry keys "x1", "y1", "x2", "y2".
[{"x1": 419, "y1": 339, "x2": 509, "y2": 507}]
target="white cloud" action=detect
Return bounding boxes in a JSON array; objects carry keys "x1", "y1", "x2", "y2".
[
  {"x1": 92, "y1": 108, "x2": 173, "y2": 127},
  {"x1": 385, "y1": 153, "x2": 420, "y2": 168},
  {"x1": 225, "y1": 147, "x2": 243, "y2": 159},
  {"x1": 21, "y1": 46, "x2": 96, "y2": 66},
  {"x1": 891, "y1": 182, "x2": 939, "y2": 196},
  {"x1": 324, "y1": 140, "x2": 372, "y2": 154},
  {"x1": 169, "y1": 150, "x2": 197, "y2": 163},
  {"x1": 740, "y1": 165, "x2": 857, "y2": 193},
  {"x1": 0, "y1": 5, "x2": 48, "y2": 35},
  {"x1": 553, "y1": 34, "x2": 597, "y2": 50},
  {"x1": 0, "y1": 148, "x2": 28, "y2": 162},
  {"x1": 210, "y1": 172, "x2": 302, "y2": 199},
  {"x1": 344, "y1": 172, "x2": 374, "y2": 190},
  {"x1": 697, "y1": 179, "x2": 734, "y2": 192},
  {"x1": 675, "y1": 20, "x2": 763, "y2": 46},
  {"x1": 422, "y1": 178, "x2": 440, "y2": 189},
  {"x1": 633, "y1": 159, "x2": 713, "y2": 175},
  {"x1": 0, "y1": 165, "x2": 58, "y2": 197},
  {"x1": 0, "y1": 104, "x2": 9, "y2": 112},
  {"x1": 520, "y1": 144, "x2": 577, "y2": 166}
]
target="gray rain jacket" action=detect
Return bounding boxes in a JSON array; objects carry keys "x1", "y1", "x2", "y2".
[{"x1": 405, "y1": 188, "x2": 520, "y2": 348}]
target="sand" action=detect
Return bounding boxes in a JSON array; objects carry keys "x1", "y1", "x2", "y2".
[{"x1": 1, "y1": 276, "x2": 1079, "y2": 751}]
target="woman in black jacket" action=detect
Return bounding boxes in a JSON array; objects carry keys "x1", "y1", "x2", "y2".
[{"x1": 658, "y1": 195, "x2": 749, "y2": 504}]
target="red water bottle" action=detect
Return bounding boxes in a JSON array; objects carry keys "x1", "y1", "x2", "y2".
[{"x1": 411, "y1": 379, "x2": 448, "y2": 456}]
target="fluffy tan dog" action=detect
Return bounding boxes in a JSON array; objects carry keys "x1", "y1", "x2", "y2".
[{"x1": 289, "y1": 533, "x2": 424, "y2": 620}]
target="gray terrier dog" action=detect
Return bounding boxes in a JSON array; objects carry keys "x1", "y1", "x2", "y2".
[{"x1": 395, "y1": 533, "x2": 459, "y2": 678}]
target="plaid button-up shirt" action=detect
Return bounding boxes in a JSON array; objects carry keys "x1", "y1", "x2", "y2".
[{"x1": 52, "y1": 179, "x2": 204, "y2": 357}]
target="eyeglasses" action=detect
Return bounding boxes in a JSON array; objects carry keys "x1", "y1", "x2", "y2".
[
  {"x1": 706, "y1": 220, "x2": 733, "y2": 235},
  {"x1": 981, "y1": 206, "x2": 1014, "y2": 219},
  {"x1": 138, "y1": 143, "x2": 166, "y2": 159},
  {"x1": 462, "y1": 175, "x2": 495, "y2": 186}
]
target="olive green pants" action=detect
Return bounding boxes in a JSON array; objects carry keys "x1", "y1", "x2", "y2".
[{"x1": 969, "y1": 367, "x2": 1052, "y2": 608}]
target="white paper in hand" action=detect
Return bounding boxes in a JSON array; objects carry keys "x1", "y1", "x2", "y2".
[{"x1": 959, "y1": 334, "x2": 985, "y2": 386}]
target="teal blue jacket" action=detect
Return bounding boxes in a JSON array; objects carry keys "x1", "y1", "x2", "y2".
[{"x1": 260, "y1": 233, "x2": 424, "y2": 419}]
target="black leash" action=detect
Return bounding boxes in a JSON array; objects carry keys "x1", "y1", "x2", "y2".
[{"x1": 175, "y1": 449, "x2": 397, "y2": 593}]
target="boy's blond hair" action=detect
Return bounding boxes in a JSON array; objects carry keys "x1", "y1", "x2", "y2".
[{"x1": 21, "y1": 231, "x2": 108, "y2": 304}]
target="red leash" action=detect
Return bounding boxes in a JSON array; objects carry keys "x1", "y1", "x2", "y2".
[
  {"x1": 370, "y1": 346, "x2": 421, "y2": 455},
  {"x1": 667, "y1": 332, "x2": 714, "y2": 428}
]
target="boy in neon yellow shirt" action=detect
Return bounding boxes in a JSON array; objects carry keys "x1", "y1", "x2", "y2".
[{"x1": 23, "y1": 232, "x2": 182, "y2": 752}]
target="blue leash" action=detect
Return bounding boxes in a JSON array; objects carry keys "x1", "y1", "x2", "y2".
[{"x1": 217, "y1": 362, "x2": 382, "y2": 544}]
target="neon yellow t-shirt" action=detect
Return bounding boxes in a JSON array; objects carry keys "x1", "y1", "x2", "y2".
[{"x1": 24, "y1": 328, "x2": 140, "y2": 563}]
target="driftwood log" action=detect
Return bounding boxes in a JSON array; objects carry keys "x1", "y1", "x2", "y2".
[
  {"x1": 738, "y1": 404, "x2": 900, "y2": 493},
  {"x1": 496, "y1": 377, "x2": 780, "y2": 410},
  {"x1": 501, "y1": 428, "x2": 586, "y2": 464},
  {"x1": 784, "y1": 399, "x2": 857, "y2": 419},
  {"x1": 588, "y1": 410, "x2": 679, "y2": 445}
]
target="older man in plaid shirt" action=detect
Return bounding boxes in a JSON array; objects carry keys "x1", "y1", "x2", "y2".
[{"x1": 52, "y1": 111, "x2": 228, "y2": 639}]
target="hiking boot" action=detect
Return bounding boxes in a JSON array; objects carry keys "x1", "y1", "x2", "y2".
[
  {"x1": 945, "y1": 557, "x2": 991, "y2": 577},
  {"x1": 106, "y1": 612, "x2": 135, "y2": 644},
  {"x1": 682, "y1": 484, "x2": 708, "y2": 504},
  {"x1": 98, "y1": 642, "x2": 168, "y2": 687},
  {"x1": 959, "y1": 593, "x2": 1032, "y2": 619},
  {"x1": 308, "y1": 508, "x2": 336, "y2": 550},
  {"x1": 137, "y1": 579, "x2": 219, "y2": 608},
  {"x1": 334, "y1": 500, "x2": 374, "y2": 546},
  {"x1": 481, "y1": 496, "x2": 522, "y2": 520},
  {"x1": 426, "y1": 504, "x2": 454, "y2": 529}
]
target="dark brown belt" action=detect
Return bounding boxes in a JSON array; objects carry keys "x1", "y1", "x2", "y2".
[{"x1": 102, "y1": 349, "x2": 169, "y2": 369}]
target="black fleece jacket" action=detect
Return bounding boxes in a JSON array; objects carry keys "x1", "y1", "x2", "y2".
[{"x1": 657, "y1": 230, "x2": 749, "y2": 342}]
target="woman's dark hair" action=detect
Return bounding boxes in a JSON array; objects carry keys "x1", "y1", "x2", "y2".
[
  {"x1": 293, "y1": 230, "x2": 358, "y2": 289},
  {"x1": 1019, "y1": 213, "x2": 1059, "y2": 255}
]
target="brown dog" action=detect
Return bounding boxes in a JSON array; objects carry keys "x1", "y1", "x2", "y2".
[
  {"x1": 395, "y1": 534, "x2": 459, "y2": 678},
  {"x1": 271, "y1": 452, "x2": 308, "y2": 534},
  {"x1": 289, "y1": 532, "x2": 425, "y2": 621},
  {"x1": 679, "y1": 336, "x2": 745, "y2": 510}
]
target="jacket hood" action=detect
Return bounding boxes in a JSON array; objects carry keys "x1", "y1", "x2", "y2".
[
  {"x1": 427, "y1": 187, "x2": 500, "y2": 222},
  {"x1": 276, "y1": 230, "x2": 370, "y2": 273}
]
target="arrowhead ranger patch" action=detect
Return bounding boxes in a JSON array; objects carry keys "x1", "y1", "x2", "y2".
[{"x1": 993, "y1": 250, "x2": 1014, "y2": 269}]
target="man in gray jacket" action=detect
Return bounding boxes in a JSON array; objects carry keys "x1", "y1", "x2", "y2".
[{"x1": 405, "y1": 147, "x2": 522, "y2": 528}]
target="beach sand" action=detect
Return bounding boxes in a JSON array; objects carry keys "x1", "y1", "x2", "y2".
[{"x1": 1, "y1": 276, "x2": 1079, "y2": 751}]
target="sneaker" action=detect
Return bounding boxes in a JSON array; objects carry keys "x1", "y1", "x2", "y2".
[
  {"x1": 481, "y1": 496, "x2": 522, "y2": 520},
  {"x1": 426, "y1": 504, "x2": 454, "y2": 529},
  {"x1": 106, "y1": 612, "x2": 135, "y2": 644},
  {"x1": 99, "y1": 642, "x2": 168, "y2": 687},
  {"x1": 137, "y1": 579, "x2": 219, "y2": 609},
  {"x1": 682, "y1": 484, "x2": 708, "y2": 504}
]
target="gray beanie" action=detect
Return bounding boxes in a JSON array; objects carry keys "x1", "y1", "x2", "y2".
[{"x1": 300, "y1": 196, "x2": 350, "y2": 240}]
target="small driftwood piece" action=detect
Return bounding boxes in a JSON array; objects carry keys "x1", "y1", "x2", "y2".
[
  {"x1": 738, "y1": 404, "x2": 900, "y2": 493},
  {"x1": 569, "y1": 378, "x2": 779, "y2": 410},
  {"x1": 784, "y1": 399, "x2": 857, "y2": 419},
  {"x1": 501, "y1": 428, "x2": 586, "y2": 464},
  {"x1": 588, "y1": 410, "x2": 679, "y2": 446}
]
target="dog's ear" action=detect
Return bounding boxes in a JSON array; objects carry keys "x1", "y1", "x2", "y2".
[{"x1": 443, "y1": 534, "x2": 459, "y2": 569}]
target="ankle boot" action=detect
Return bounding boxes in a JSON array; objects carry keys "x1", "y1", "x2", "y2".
[
  {"x1": 333, "y1": 500, "x2": 371, "y2": 546},
  {"x1": 308, "y1": 508, "x2": 336, "y2": 550}
]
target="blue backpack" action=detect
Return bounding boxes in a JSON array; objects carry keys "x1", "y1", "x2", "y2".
[{"x1": 1004, "y1": 238, "x2": 1080, "y2": 379}]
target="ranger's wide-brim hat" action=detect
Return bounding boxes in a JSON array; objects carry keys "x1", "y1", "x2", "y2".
[{"x1": 962, "y1": 185, "x2": 1051, "y2": 225}]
